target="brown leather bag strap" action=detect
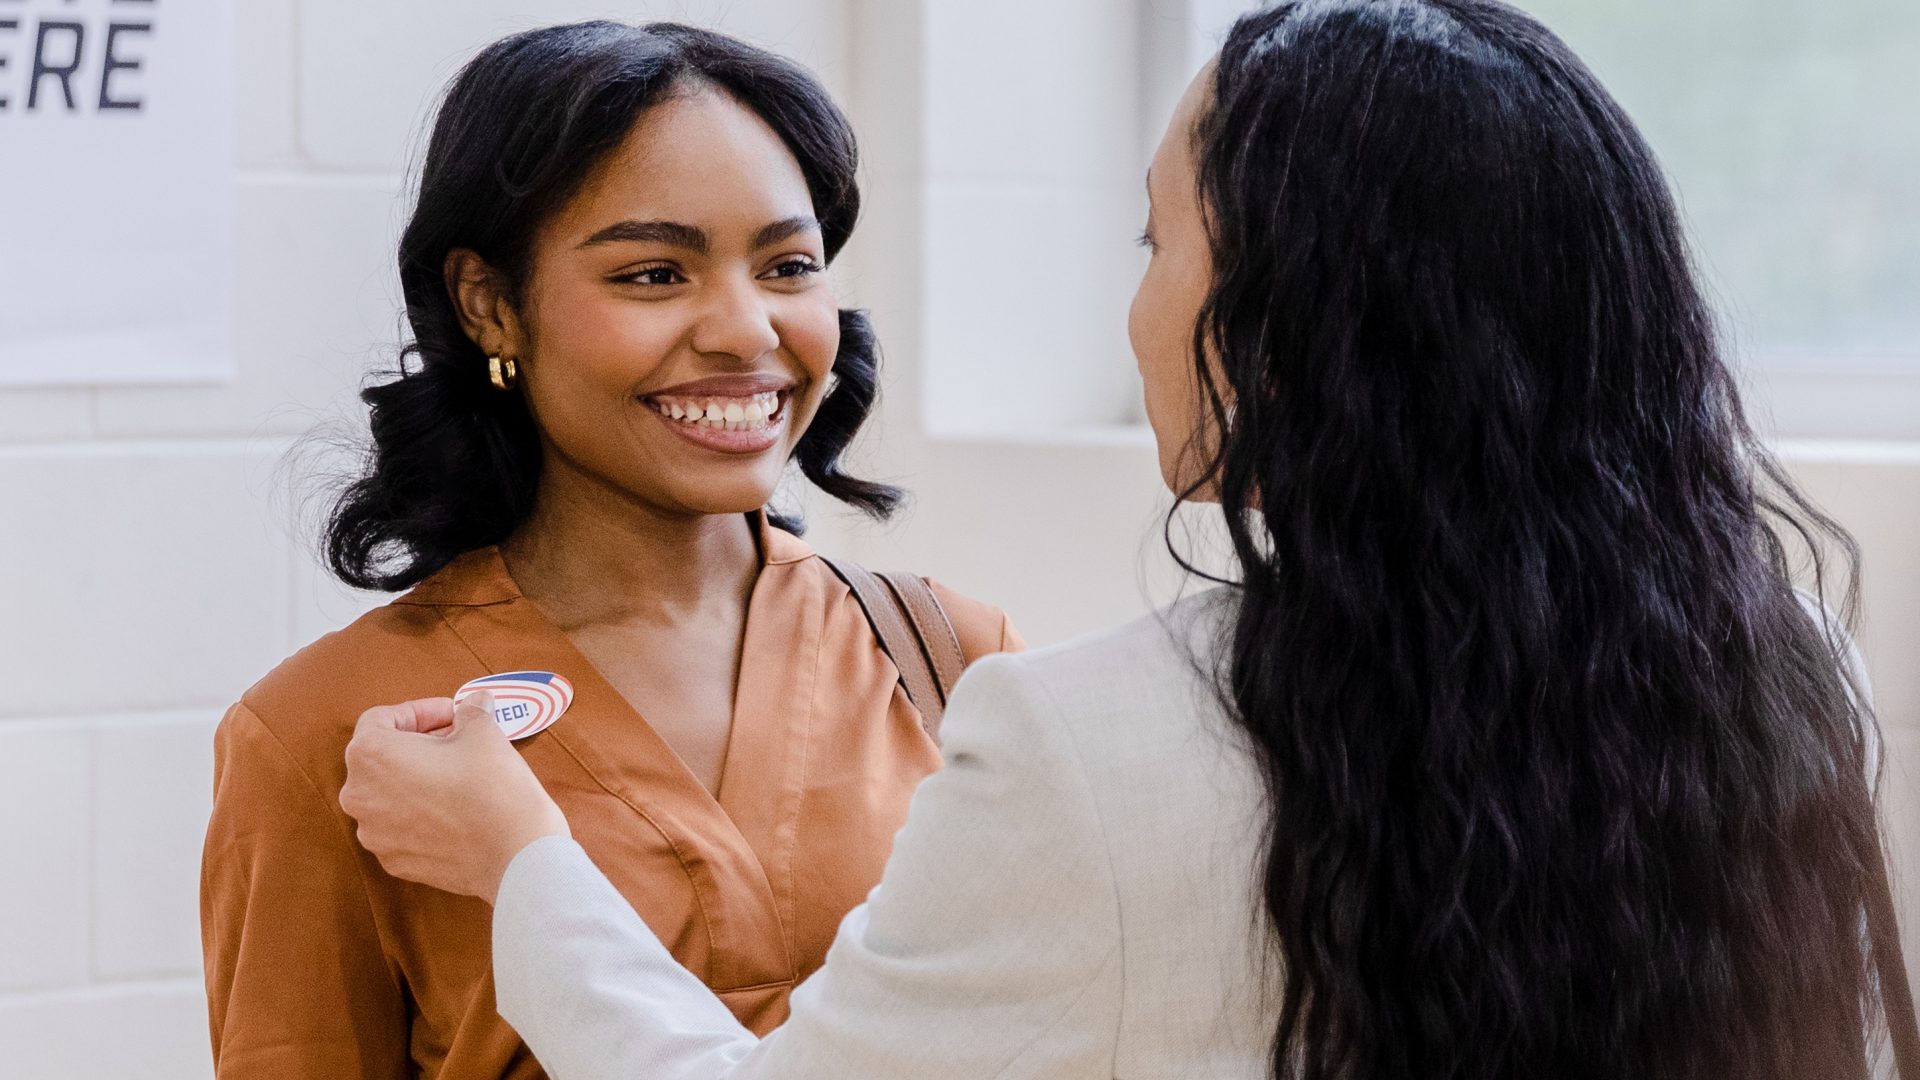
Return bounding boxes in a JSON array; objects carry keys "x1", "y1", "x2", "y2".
[
  {"x1": 1865, "y1": 831, "x2": 1920, "y2": 1076},
  {"x1": 878, "y1": 570, "x2": 967, "y2": 705},
  {"x1": 820, "y1": 557, "x2": 960, "y2": 742}
]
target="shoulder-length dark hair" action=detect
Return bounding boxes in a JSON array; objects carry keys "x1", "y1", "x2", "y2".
[
  {"x1": 326, "y1": 21, "x2": 899, "y2": 591},
  {"x1": 1181, "y1": 2, "x2": 1887, "y2": 1077}
]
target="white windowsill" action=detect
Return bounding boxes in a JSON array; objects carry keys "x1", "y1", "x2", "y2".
[{"x1": 921, "y1": 424, "x2": 1920, "y2": 465}]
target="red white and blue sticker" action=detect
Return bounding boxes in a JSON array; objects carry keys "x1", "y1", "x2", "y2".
[{"x1": 454, "y1": 671, "x2": 575, "y2": 741}]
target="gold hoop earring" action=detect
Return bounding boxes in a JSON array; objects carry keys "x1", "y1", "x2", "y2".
[{"x1": 488, "y1": 355, "x2": 518, "y2": 391}]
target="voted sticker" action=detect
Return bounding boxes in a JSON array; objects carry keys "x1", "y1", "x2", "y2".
[{"x1": 454, "y1": 671, "x2": 575, "y2": 741}]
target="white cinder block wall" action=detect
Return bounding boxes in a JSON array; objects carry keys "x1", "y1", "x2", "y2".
[
  {"x1": 1, "y1": 3, "x2": 1915, "y2": 1078},
  {"x1": 0, "y1": 3, "x2": 850, "y2": 1076}
]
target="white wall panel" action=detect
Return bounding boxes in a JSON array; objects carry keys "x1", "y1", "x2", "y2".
[
  {"x1": 234, "y1": 0, "x2": 299, "y2": 168},
  {"x1": 94, "y1": 179, "x2": 403, "y2": 439},
  {"x1": 924, "y1": 0, "x2": 1141, "y2": 185},
  {"x1": 297, "y1": 0, "x2": 853, "y2": 172},
  {"x1": 0, "y1": 983, "x2": 212, "y2": 1080},
  {"x1": 916, "y1": 1, "x2": 1150, "y2": 434},
  {"x1": 922, "y1": 183, "x2": 1147, "y2": 435},
  {"x1": 92, "y1": 715, "x2": 220, "y2": 981},
  {"x1": 0, "y1": 726, "x2": 90, "y2": 993},
  {"x1": 0, "y1": 389, "x2": 92, "y2": 444},
  {"x1": 0, "y1": 444, "x2": 293, "y2": 717}
]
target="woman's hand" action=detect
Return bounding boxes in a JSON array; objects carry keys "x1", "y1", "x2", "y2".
[{"x1": 340, "y1": 693, "x2": 570, "y2": 904}]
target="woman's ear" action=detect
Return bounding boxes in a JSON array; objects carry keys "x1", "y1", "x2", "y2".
[{"x1": 443, "y1": 248, "x2": 524, "y2": 358}]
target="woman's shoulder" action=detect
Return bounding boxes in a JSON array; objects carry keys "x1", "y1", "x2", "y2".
[
  {"x1": 933, "y1": 587, "x2": 1251, "y2": 869},
  {"x1": 1007, "y1": 585, "x2": 1227, "y2": 683},
  {"x1": 958, "y1": 587, "x2": 1234, "y2": 735},
  {"x1": 923, "y1": 577, "x2": 1025, "y2": 662},
  {"x1": 769, "y1": 523, "x2": 1020, "y2": 664},
  {"x1": 226, "y1": 563, "x2": 497, "y2": 776}
]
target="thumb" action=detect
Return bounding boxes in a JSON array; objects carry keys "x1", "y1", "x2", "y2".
[{"x1": 454, "y1": 691, "x2": 501, "y2": 738}]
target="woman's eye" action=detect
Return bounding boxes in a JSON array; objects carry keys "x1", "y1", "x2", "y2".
[
  {"x1": 766, "y1": 258, "x2": 823, "y2": 280},
  {"x1": 1135, "y1": 228, "x2": 1157, "y2": 252},
  {"x1": 618, "y1": 266, "x2": 684, "y2": 286}
]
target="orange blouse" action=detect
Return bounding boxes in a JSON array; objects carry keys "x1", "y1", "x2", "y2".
[{"x1": 200, "y1": 520, "x2": 1020, "y2": 1078}]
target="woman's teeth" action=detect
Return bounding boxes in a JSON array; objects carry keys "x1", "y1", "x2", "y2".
[{"x1": 650, "y1": 391, "x2": 783, "y2": 431}]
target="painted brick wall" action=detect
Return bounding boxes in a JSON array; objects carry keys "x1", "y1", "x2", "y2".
[{"x1": 0, "y1": 3, "x2": 848, "y2": 1076}]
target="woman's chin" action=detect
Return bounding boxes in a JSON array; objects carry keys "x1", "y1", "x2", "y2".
[
  {"x1": 656, "y1": 470, "x2": 787, "y2": 520},
  {"x1": 626, "y1": 429, "x2": 794, "y2": 518}
]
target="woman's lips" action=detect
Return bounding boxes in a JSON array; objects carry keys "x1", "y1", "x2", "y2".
[
  {"x1": 642, "y1": 390, "x2": 789, "y2": 455},
  {"x1": 645, "y1": 373, "x2": 794, "y2": 399}
]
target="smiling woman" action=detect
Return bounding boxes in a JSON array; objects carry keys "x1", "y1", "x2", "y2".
[
  {"x1": 197, "y1": 21, "x2": 1021, "y2": 1080},
  {"x1": 331, "y1": 24, "x2": 892, "y2": 588},
  {"x1": 432, "y1": 77, "x2": 844, "y2": 531}
]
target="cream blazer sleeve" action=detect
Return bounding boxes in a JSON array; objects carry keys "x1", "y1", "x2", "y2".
[{"x1": 490, "y1": 653, "x2": 1126, "y2": 1080}]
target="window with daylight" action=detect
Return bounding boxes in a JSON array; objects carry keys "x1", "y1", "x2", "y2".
[{"x1": 915, "y1": 0, "x2": 1918, "y2": 441}]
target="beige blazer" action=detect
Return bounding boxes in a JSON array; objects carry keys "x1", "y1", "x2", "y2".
[{"x1": 489, "y1": 589, "x2": 1282, "y2": 1078}]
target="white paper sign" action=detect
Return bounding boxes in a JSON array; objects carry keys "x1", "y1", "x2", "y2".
[{"x1": 0, "y1": 0, "x2": 234, "y2": 387}]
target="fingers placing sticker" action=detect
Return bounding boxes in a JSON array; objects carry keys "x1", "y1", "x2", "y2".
[{"x1": 452, "y1": 671, "x2": 575, "y2": 741}]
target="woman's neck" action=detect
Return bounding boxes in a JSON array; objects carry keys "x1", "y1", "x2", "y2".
[{"x1": 497, "y1": 461, "x2": 761, "y2": 632}]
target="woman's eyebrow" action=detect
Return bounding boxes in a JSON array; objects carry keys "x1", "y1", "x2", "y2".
[
  {"x1": 753, "y1": 215, "x2": 821, "y2": 249},
  {"x1": 578, "y1": 219, "x2": 708, "y2": 253}
]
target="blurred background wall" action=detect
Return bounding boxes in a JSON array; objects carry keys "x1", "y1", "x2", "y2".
[{"x1": 0, "y1": 1, "x2": 1914, "y2": 1075}]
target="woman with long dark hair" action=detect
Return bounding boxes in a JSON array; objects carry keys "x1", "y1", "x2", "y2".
[
  {"x1": 199, "y1": 22, "x2": 1020, "y2": 1079},
  {"x1": 337, "y1": 1, "x2": 1917, "y2": 1077}
]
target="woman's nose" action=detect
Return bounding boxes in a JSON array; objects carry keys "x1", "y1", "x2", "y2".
[{"x1": 689, "y1": 274, "x2": 782, "y2": 362}]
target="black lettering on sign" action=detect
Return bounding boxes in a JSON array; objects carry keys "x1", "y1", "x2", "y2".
[
  {"x1": 28, "y1": 19, "x2": 82, "y2": 112},
  {"x1": 0, "y1": 19, "x2": 16, "y2": 111},
  {"x1": 0, "y1": 2, "x2": 160, "y2": 115},
  {"x1": 98, "y1": 20, "x2": 148, "y2": 111}
]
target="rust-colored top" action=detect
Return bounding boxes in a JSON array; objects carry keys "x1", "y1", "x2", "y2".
[{"x1": 200, "y1": 520, "x2": 1021, "y2": 1078}]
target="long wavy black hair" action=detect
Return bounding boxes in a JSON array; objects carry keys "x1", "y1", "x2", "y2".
[
  {"x1": 326, "y1": 21, "x2": 900, "y2": 591},
  {"x1": 1178, "y1": 2, "x2": 1890, "y2": 1077}
]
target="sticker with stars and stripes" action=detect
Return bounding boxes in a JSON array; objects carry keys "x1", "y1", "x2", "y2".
[{"x1": 454, "y1": 671, "x2": 575, "y2": 741}]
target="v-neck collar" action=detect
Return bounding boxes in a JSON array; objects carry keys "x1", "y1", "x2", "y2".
[
  {"x1": 395, "y1": 511, "x2": 824, "y2": 985},
  {"x1": 396, "y1": 511, "x2": 815, "y2": 609}
]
